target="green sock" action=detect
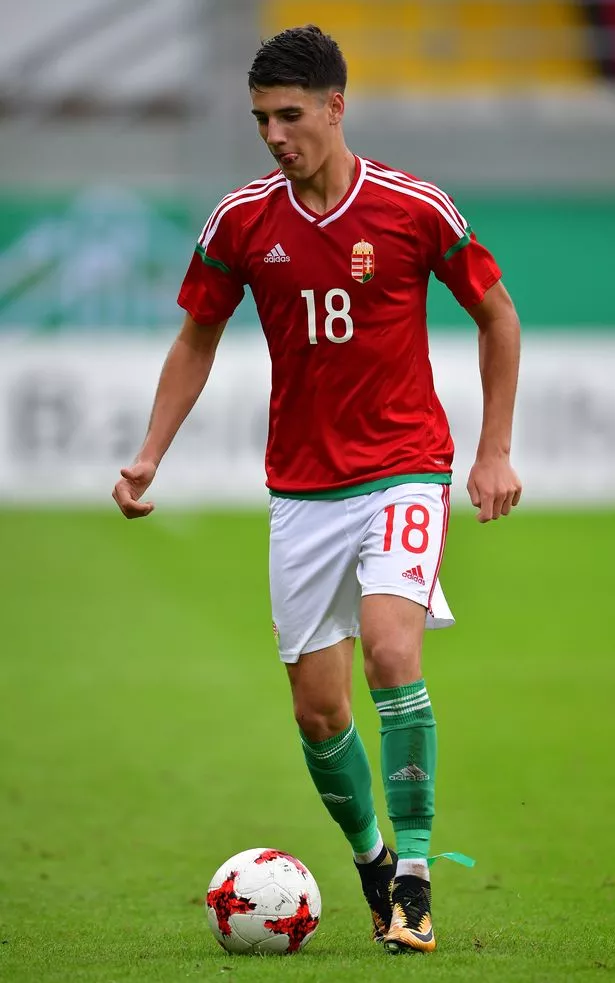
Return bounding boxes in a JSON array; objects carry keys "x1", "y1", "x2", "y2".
[
  {"x1": 300, "y1": 719, "x2": 379, "y2": 855},
  {"x1": 371, "y1": 680, "x2": 436, "y2": 860}
]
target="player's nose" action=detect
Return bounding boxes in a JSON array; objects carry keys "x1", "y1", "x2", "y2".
[{"x1": 266, "y1": 120, "x2": 286, "y2": 147}]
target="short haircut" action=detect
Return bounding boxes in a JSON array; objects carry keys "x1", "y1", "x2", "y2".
[{"x1": 248, "y1": 24, "x2": 347, "y2": 93}]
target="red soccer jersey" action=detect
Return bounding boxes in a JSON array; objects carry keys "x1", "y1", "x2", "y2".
[{"x1": 178, "y1": 156, "x2": 501, "y2": 494}]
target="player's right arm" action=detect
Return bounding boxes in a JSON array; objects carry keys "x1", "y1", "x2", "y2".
[
  {"x1": 112, "y1": 314, "x2": 227, "y2": 519},
  {"x1": 114, "y1": 197, "x2": 246, "y2": 519}
]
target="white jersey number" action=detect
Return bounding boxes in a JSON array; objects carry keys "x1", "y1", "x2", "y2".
[{"x1": 301, "y1": 289, "x2": 354, "y2": 345}]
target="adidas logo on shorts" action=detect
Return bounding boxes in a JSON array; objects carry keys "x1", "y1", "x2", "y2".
[
  {"x1": 402, "y1": 565, "x2": 425, "y2": 586},
  {"x1": 264, "y1": 243, "x2": 291, "y2": 263}
]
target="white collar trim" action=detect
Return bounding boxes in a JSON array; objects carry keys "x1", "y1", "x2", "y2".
[{"x1": 286, "y1": 156, "x2": 366, "y2": 228}]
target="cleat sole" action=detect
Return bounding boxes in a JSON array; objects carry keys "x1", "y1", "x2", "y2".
[
  {"x1": 384, "y1": 940, "x2": 404, "y2": 955},
  {"x1": 384, "y1": 940, "x2": 431, "y2": 955},
  {"x1": 383, "y1": 930, "x2": 436, "y2": 954}
]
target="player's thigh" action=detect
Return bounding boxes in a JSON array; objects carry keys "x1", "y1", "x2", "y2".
[
  {"x1": 286, "y1": 637, "x2": 354, "y2": 741},
  {"x1": 358, "y1": 483, "x2": 452, "y2": 684},
  {"x1": 358, "y1": 482, "x2": 451, "y2": 607},
  {"x1": 269, "y1": 496, "x2": 360, "y2": 664}
]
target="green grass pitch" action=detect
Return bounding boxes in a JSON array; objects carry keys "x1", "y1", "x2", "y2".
[{"x1": 1, "y1": 507, "x2": 614, "y2": 982}]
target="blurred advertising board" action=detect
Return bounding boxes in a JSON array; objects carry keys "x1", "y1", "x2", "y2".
[
  {"x1": 1, "y1": 189, "x2": 614, "y2": 333},
  {"x1": 0, "y1": 333, "x2": 613, "y2": 506},
  {"x1": 0, "y1": 189, "x2": 193, "y2": 332}
]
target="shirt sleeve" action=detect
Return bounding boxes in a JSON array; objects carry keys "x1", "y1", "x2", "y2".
[
  {"x1": 415, "y1": 188, "x2": 502, "y2": 308},
  {"x1": 177, "y1": 206, "x2": 245, "y2": 325}
]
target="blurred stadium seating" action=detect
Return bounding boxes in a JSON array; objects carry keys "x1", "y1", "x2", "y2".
[
  {"x1": 1, "y1": 0, "x2": 614, "y2": 188},
  {"x1": 0, "y1": 0, "x2": 196, "y2": 115},
  {"x1": 266, "y1": 0, "x2": 598, "y2": 91}
]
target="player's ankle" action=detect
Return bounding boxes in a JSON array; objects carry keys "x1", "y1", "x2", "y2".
[
  {"x1": 396, "y1": 857, "x2": 430, "y2": 880},
  {"x1": 353, "y1": 834, "x2": 386, "y2": 865}
]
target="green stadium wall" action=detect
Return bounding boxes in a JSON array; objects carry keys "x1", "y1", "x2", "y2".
[{"x1": 0, "y1": 192, "x2": 612, "y2": 332}]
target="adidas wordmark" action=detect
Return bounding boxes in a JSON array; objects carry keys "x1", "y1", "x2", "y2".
[
  {"x1": 402, "y1": 565, "x2": 425, "y2": 586},
  {"x1": 264, "y1": 243, "x2": 291, "y2": 263}
]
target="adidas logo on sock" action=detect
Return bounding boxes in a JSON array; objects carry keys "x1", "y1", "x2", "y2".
[
  {"x1": 389, "y1": 763, "x2": 429, "y2": 782},
  {"x1": 402, "y1": 565, "x2": 425, "y2": 586},
  {"x1": 264, "y1": 243, "x2": 291, "y2": 263},
  {"x1": 320, "y1": 792, "x2": 353, "y2": 803}
]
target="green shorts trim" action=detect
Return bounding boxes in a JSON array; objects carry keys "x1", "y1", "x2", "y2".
[{"x1": 269, "y1": 472, "x2": 452, "y2": 501}]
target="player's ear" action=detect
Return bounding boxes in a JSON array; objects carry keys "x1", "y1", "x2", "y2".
[{"x1": 328, "y1": 90, "x2": 345, "y2": 126}]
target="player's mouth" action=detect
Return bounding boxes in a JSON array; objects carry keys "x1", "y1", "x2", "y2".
[{"x1": 276, "y1": 153, "x2": 299, "y2": 168}]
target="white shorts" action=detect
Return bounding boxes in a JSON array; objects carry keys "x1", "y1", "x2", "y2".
[{"x1": 269, "y1": 482, "x2": 454, "y2": 663}]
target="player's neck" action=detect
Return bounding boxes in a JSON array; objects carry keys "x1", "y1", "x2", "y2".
[{"x1": 290, "y1": 147, "x2": 356, "y2": 216}]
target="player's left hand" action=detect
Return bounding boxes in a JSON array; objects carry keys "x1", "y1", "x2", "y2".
[{"x1": 467, "y1": 455, "x2": 522, "y2": 522}]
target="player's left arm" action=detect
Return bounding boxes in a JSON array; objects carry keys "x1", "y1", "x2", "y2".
[
  {"x1": 417, "y1": 187, "x2": 522, "y2": 521},
  {"x1": 465, "y1": 280, "x2": 522, "y2": 523}
]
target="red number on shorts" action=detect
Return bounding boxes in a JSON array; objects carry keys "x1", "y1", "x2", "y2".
[
  {"x1": 401, "y1": 504, "x2": 430, "y2": 553},
  {"x1": 382, "y1": 504, "x2": 430, "y2": 554},
  {"x1": 383, "y1": 505, "x2": 395, "y2": 551}
]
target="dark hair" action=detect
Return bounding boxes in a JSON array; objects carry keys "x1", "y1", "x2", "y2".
[{"x1": 248, "y1": 25, "x2": 347, "y2": 93}]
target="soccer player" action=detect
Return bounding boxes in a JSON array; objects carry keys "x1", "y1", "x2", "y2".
[{"x1": 112, "y1": 25, "x2": 522, "y2": 954}]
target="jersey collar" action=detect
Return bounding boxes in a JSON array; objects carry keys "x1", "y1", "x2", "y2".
[{"x1": 285, "y1": 155, "x2": 367, "y2": 228}]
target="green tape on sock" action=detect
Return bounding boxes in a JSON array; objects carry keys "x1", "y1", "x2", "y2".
[{"x1": 427, "y1": 851, "x2": 476, "y2": 868}]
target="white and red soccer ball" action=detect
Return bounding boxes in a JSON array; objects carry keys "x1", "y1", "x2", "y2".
[{"x1": 206, "y1": 848, "x2": 321, "y2": 955}]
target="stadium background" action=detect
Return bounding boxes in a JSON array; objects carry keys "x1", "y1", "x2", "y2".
[{"x1": 1, "y1": 3, "x2": 614, "y2": 981}]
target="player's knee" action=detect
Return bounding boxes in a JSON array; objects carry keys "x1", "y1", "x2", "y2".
[
  {"x1": 363, "y1": 638, "x2": 422, "y2": 689},
  {"x1": 293, "y1": 699, "x2": 351, "y2": 743}
]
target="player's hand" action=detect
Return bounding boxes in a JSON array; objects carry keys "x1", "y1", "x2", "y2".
[
  {"x1": 112, "y1": 461, "x2": 157, "y2": 519},
  {"x1": 467, "y1": 455, "x2": 522, "y2": 523}
]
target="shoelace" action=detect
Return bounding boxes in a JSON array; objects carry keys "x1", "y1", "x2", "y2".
[
  {"x1": 400, "y1": 895, "x2": 425, "y2": 925},
  {"x1": 393, "y1": 882, "x2": 430, "y2": 926}
]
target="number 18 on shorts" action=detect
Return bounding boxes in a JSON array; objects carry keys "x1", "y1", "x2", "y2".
[{"x1": 269, "y1": 483, "x2": 454, "y2": 664}]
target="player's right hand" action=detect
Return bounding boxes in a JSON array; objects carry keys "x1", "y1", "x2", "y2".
[{"x1": 112, "y1": 461, "x2": 157, "y2": 519}]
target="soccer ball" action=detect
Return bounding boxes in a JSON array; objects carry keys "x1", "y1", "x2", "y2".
[{"x1": 206, "y1": 847, "x2": 321, "y2": 955}]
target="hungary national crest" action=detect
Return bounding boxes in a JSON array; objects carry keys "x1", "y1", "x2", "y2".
[{"x1": 351, "y1": 239, "x2": 375, "y2": 283}]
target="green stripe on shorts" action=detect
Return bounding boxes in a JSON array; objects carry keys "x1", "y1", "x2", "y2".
[{"x1": 269, "y1": 472, "x2": 451, "y2": 501}]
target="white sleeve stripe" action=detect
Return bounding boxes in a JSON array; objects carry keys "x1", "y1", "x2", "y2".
[
  {"x1": 366, "y1": 163, "x2": 467, "y2": 234},
  {"x1": 198, "y1": 173, "x2": 284, "y2": 245},
  {"x1": 365, "y1": 173, "x2": 466, "y2": 239},
  {"x1": 366, "y1": 166, "x2": 466, "y2": 236},
  {"x1": 412, "y1": 181, "x2": 467, "y2": 230},
  {"x1": 207, "y1": 171, "x2": 283, "y2": 211},
  {"x1": 199, "y1": 174, "x2": 283, "y2": 245},
  {"x1": 366, "y1": 162, "x2": 467, "y2": 230},
  {"x1": 203, "y1": 180, "x2": 285, "y2": 250}
]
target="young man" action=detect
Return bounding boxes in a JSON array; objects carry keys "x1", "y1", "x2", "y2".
[{"x1": 112, "y1": 25, "x2": 522, "y2": 954}]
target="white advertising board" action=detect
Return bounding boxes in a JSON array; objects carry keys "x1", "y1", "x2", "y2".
[{"x1": 0, "y1": 332, "x2": 613, "y2": 505}]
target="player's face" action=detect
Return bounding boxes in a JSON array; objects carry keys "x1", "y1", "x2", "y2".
[{"x1": 250, "y1": 86, "x2": 343, "y2": 181}]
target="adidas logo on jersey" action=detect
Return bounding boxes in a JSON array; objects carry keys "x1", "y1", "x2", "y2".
[
  {"x1": 402, "y1": 565, "x2": 425, "y2": 586},
  {"x1": 264, "y1": 243, "x2": 291, "y2": 263}
]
